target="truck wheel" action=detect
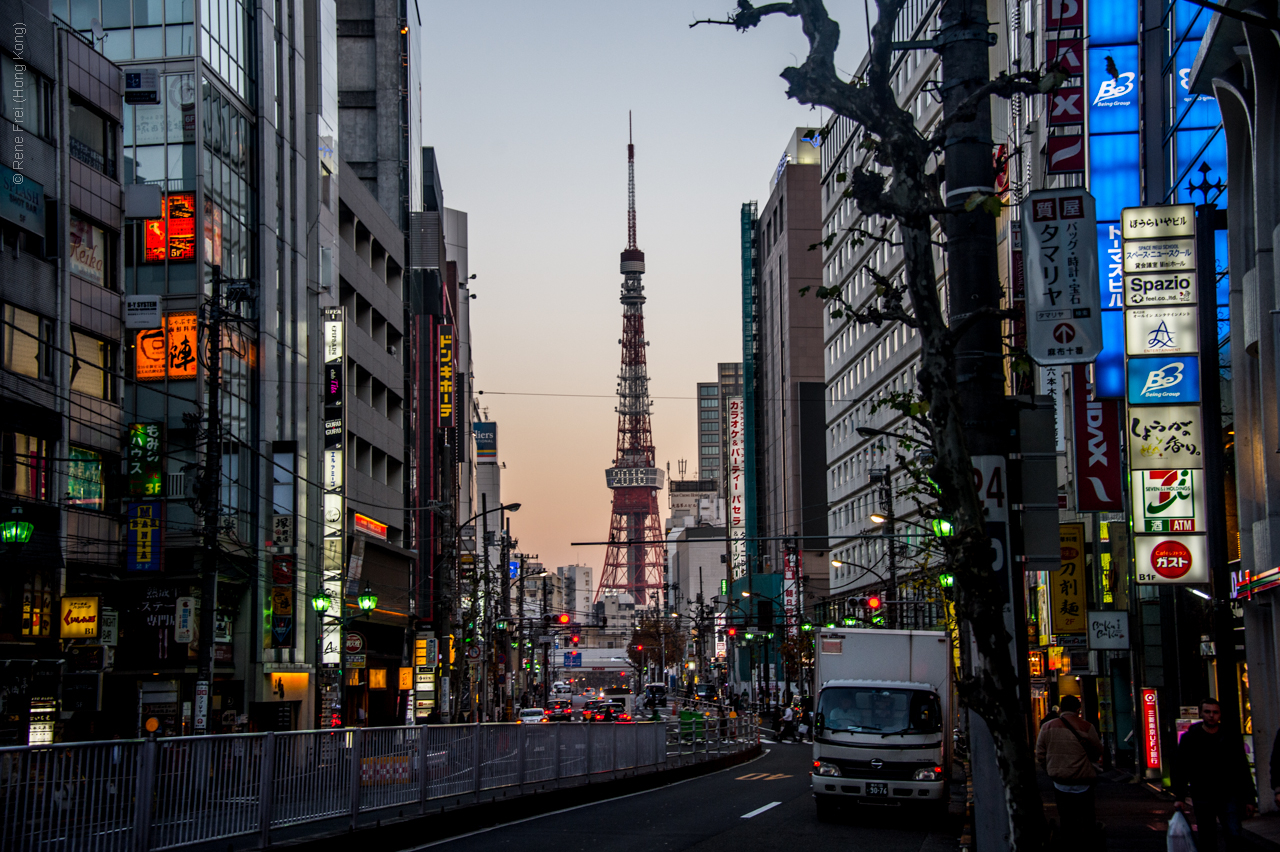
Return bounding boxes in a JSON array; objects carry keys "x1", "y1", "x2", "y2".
[{"x1": 814, "y1": 794, "x2": 839, "y2": 822}]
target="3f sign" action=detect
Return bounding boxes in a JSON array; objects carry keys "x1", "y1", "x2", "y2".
[{"x1": 1047, "y1": 0, "x2": 1082, "y2": 27}]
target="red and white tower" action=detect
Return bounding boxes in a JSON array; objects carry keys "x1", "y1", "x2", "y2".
[{"x1": 597, "y1": 117, "x2": 665, "y2": 606}]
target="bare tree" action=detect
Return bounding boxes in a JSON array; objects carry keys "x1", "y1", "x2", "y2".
[{"x1": 696, "y1": 1, "x2": 1067, "y2": 848}]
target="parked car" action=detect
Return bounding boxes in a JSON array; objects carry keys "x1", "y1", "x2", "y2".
[
  {"x1": 589, "y1": 702, "x2": 632, "y2": 723},
  {"x1": 518, "y1": 707, "x2": 549, "y2": 724}
]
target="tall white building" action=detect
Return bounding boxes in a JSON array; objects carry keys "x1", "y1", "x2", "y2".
[{"x1": 819, "y1": 5, "x2": 946, "y2": 623}]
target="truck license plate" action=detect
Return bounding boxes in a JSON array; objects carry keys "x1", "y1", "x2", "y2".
[{"x1": 866, "y1": 782, "x2": 889, "y2": 797}]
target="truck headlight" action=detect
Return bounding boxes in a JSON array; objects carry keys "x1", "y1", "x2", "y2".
[
  {"x1": 913, "y1": 766, "x2": 944, "y2": 781},
  {"x1": 813, "y1": 761, "x2": 841, "y2": 777}
]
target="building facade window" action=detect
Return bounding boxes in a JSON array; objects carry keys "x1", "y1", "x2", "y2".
[
  {"x1": 69, "y1": 215, "x2": 114, "y2": 289},
  {"x1": 2, "y1": 305, "x2": 53, "y2": 380},
  {"x1": 1, "y1": 432, "x2": 49, "y2": 500},
  {"x1": 70, "y1": 331, "x2": 117, "y2": 401},
  {"x1": 0, "y1": 54, "x2": 53, "y2": 139},
  {"x1": 700, "y1": 446, "x2": 719, "y2": 456},
  {"x1": 700, "y1": 386, "x2": 718, "y2": 396},
  {"x1": 68, "y1": 98, "x2": 118, "y2": 178},
  {"x1": 699, "y1": 399, "x2": 718, "y2": 408},
  {"x1": 67, "y1": 446, "x2": 104, "y2": 510}
]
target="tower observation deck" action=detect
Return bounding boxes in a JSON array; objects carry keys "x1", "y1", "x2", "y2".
[{"x1": 597, "y1": 117, "x2": 665, "y2": 606}]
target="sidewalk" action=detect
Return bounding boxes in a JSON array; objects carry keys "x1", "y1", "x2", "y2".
[{"x1": 1040, "y1": 769, "x2": 1173, "y2": 851}]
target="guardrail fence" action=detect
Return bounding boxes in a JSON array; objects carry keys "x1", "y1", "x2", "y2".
[{"x1": 0, "y1": 718, "x2": 754, "y2": 852}]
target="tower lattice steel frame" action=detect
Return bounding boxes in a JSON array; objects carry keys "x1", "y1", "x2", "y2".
[{"x1": 597, "y1": 117, "x2": 665, "y2": 606}]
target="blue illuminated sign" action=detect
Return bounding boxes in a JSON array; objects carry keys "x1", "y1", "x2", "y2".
[
  {"x1": 1096, "y1": 311, "x2": 1126, "y2": 398},
  {"x1": 1127, "y1": 355, "x2": 1202, "y2": 405},
  {"x1": 1089, "y1": 134, "x2": 1142, "y2": 221},
  {"x1": 1088, "y1": 0, "x2": 1139, "y2": 45},
  {"x1": 1087, "y1": 46, "x2": 1140, "y2": 135},
  {"x1": 1097, "y1": 223, "x2": 1123, "y2": 309},
  {"x1": 1174, "y1": 42, "x2": 1221, "y2": 130}
]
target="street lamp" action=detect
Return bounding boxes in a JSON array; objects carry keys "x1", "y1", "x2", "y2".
[
  {"x1": 357, "y1": 582, "x2": 378, "y2": 611},
  {"x1": 1, "y1": 506, "x2": 32, "y2": 544},
  {"x1": 311, "y1": 591, "x2": 332, "y2": 613}
]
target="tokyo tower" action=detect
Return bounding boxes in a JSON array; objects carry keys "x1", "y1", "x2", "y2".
[{"x1": 596, "y1": 116, "x2": 665, "y2": 607}]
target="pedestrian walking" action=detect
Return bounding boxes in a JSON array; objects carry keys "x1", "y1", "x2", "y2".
[
  {"x1": 1035, "y1": 694, "x2": 1102, "y2": 847},
  {"x1": 779, "y1": 704, "x2": 796, "y2": 742},
  {"x1": 1173, "y1": 698, "x2": 1256, "y2": 851}
]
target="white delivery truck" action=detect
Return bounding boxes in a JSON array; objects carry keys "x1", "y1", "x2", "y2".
[{"x1": 811, "y1": 628, "x2": 952, "y2": 818}]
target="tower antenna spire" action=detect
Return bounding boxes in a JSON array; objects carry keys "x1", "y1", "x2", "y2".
[{"x1": 627, "y1": 111, "x2": 637, "y2": 251}]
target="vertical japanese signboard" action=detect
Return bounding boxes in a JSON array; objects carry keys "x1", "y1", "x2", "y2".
[
  {"x1": 127, "y1": 502, "x2": 163, "y2": 571},
  {"x1": 1051, "y1": 523, "x2": 1087, "y2": 634},
  {"x1": 727, "y1": 397, "x2": 746, "y2": 580},
  {"x1": 1122, "y1": 205, "x2": 1209, "y2": 585},
  {"x1": 128, "y1": 423, "x2": 163, "y2": 497},
  {"x1": 438, "y1": 325, "x2": 455, "y2": 427},
  {"x1": 321, "y1": 308, "x2": 346, "y2": 665},
  {"x1": 1022, "y1": 189, "x2": 1102, "y2": 365},
  {"x1": 1142, "y1": 688, "x2": 1162, "y2": 769},
  {"x1": 783, "y1": 550, "x2": 800, "y2": 638}
]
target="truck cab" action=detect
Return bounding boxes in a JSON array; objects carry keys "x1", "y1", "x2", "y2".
[{"x1": 810, "y1": 629, "x2": 951, "y2": 817}]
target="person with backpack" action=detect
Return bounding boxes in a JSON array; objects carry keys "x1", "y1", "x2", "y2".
[{"x1": 1035, "y1": 695, "x2": 1103, "y2": 845}]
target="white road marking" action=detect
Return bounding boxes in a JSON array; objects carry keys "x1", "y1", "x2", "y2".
[
  {"x1": 740, "y1": 801, "x2": 782, "y2": 819},
  {"x1": 405, "y1": 750, "x2": 773, "y2": 849}
]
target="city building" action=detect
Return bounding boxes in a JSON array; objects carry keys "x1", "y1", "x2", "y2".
[
  {"x1": 666, "y1": 477, "x2": 722, "y2": 533},
  {"x1": 0, "y1": 8, "x2": 125, "y2": 744},
  {"x1": 332, "y1": 162, "x2": 415, "y2": 727},
  {"x1": 555, "y1": 564, "x2": 592, "y2": 621},
  {"x1": 694, "y1": 363, "x2": 742, "y2": 487},
  {"x1": 819, "y1": 59, "x2": 938, "y2": 628},
  {"x1": 748, "y1": 128, "x2": 829, "y2": 614}
]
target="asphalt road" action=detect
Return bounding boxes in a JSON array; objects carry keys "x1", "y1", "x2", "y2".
[{"x1": 405, "y1": 742, "x2": 959, "y2": 852}]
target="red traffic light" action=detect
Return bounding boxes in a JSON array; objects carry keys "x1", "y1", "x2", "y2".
[
  {"x1": 570, "y1": 634, "x2": 580, "y2": 645},
  {"x1": 635, "y1": 644, "x2": 644, "y2": 651},
  {"x1": 557, "y1": 613, "x2": 571, "y2": 625},
  {"x1": 867, "y1": 595, "x2": 882, "y2": 609},
  {"x1": 726, "y1": 627, "x2": 737, "y2": 637}
]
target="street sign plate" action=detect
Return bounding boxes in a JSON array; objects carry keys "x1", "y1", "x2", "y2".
[{"x1": 1022, "y1": 189, "x2": 1103, "y2": 366}]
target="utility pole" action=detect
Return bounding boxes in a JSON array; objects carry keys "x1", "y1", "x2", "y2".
[
  {"x1": 1190, "y1": 180, "x2": 1238, "y2": 730},
  {"x1": 194, "y1": 266, "x2": 225, "y2": 736},
  {"x1": 938, "y1": 0, "x2": 1012, "y2": 845}
]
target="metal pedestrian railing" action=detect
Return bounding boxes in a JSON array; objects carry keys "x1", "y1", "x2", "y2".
[{"x1": 0, "y1": 719, "x2": 752, "y2": 851}]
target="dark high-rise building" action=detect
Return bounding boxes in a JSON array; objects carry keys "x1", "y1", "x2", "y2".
[{"x1": 748, "y1": 129, "x2": 829, "y2": 595}]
